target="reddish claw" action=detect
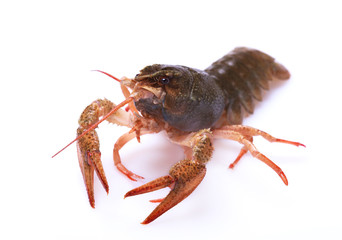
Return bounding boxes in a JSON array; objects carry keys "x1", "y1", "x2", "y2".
[
  {"x1": 76, "y1": 130, "x2": 108, "y2": 208},
  {"x1": 125, "y1": 159, "x2": 206, "y2": 224}
]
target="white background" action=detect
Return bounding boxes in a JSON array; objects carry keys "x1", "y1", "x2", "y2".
[{"x1": 1, "y1": 0, "x2": 341, "y2": 239}]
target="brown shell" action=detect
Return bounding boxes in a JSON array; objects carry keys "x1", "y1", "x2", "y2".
[{"x1": 205, "y1": 47, "x2": 290, "y2": 125}]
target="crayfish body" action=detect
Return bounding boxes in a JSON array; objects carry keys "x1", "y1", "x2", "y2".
[{"x1": 55, "y1": 47, "x2": 304, "y2": 224}]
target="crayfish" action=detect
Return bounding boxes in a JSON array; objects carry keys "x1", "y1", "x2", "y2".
[{"x1": 53, "y1": 47, "x2": 304, "y2": 224}]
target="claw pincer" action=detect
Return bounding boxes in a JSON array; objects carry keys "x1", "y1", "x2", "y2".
[
  {"x1": 76, "y1": 127, "x2": 108, "y2": 208},
  {"x1": 125, "y1": 160, "x2": 207, "y2": 224}
]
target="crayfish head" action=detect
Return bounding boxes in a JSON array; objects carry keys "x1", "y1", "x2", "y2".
[
  {"x1": 132, "y1": 64, "x2": 225, "y2": 132},
  {"x1": 131, "y1": 64, "x2": 187, "y2": 122},
  {"x1": 134, "y1": 64, "x2": 185, "y2": 93}
]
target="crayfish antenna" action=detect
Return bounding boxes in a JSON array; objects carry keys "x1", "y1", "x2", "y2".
[
  {"x1": 52, "y1": 97, "x2": 134, "y2": 158},
  {"x1": 92, "y1": 70, "x2": 121, "y2": 82}
]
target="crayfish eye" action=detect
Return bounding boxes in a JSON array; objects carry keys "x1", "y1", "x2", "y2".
[{"x1": 159, "y1": 77, "x2": 170, "y2": 85}]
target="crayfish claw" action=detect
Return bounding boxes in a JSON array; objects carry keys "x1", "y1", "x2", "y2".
[
  {"x1": 76, "y1": 128, "x2": 109, "y2": 208},
  {"x1": 125, "y1": 159, "x2": 206, "y2": 224}
]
